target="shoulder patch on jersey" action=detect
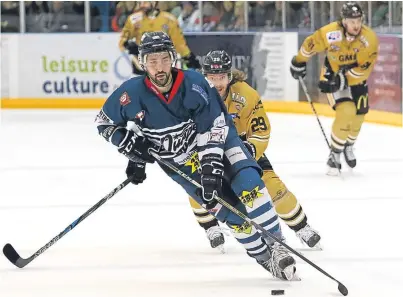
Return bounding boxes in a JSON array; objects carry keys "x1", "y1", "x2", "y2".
[
  {"x1": 231, "y1": 92, "x2": 246, "y2": 106},
  {"x1": 192, "y1": 84, "x2": 209, "y2": 104},
  {"x1": 119, "y1": 92, "x2": 131, "y2": 106},
  {"x1": 359, "y1": 35, "x2": 369, "y2": 47},
  {"x1": 326, "y1": 30, "x2": 342, "y2": 43},
  {"x1": 130, "y1": 12, "x2": 143, "y2": 24}
]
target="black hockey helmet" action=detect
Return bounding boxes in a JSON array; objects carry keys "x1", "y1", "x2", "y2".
[
  {"x1": 138, "y1": 31, "x2": 177, "y2": 67},
  {"x1": 202, "y1": 50, "x2": 232, "y2": 75},
  {"x1": 340, "y1": 2, "x2": 363, "y2": 19}
]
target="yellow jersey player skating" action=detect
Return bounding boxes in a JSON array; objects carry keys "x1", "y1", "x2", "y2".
[
  {"x1": 290, "y1": 2, "x2": 379, "y2": 175},
  {"x1": 119, "y1": 1, "x2": 200, "y2": 75},
  {"x1": 188, "y1": 50, "x2": 322, "y2": 252}
]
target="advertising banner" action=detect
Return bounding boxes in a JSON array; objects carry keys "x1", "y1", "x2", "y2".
[
  {"x1": 2, "y1": 32, "x2": 298, "y2": 101},
  {"x1": 14, "y1": 34, "x2": 132, "y2": 98},
  {"x1": 367, "y1": 35, "x2": 402, "y2": 113}
]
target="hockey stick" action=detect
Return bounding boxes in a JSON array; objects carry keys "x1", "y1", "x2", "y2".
[
  {"x1": 3, "y1": 176, "x2": 134, "y2": 268},
  {"x1": 151, "y1": 152, "x2": 348, "y2": 296},
  {"x1": 298, "y1": 77, "x2": 341, "y2": 175}
]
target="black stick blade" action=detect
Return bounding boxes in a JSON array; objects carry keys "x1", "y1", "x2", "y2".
[
  {"x1": 3, "y1": 244, "x2": 25, "y2": 268},
  {"x1": 338, "y1": 283, "x2": 348, "y2": 296}
]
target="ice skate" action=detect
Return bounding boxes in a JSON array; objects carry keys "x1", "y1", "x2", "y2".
[
  {"x1": 296, "y1": 224, "x2": 322, "y2": 249},
  {"x1": 327, "y1": 151, "x2": 341, "y2": 176},
  {"x1": 251, "y1": 242, "x2": 298, "y2": 281},
  {"x1": 343, "y1": 144, "x2": 357, "y2": 168},
  {"x1": 206, "y1": 225, "x2": 226, "y2": 253}
]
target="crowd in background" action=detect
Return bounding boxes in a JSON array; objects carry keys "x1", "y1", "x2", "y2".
[{"x1": 1, "y1": 1, "x2": 402, "y2": 33}]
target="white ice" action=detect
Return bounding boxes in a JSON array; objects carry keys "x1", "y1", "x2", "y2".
[{"x1": 0, "y1": 110, "x2": 402, "y2": 297}]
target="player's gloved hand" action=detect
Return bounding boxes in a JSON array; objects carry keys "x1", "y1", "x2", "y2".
[
  {"x1": 183, "y1": 52, "x2": 201, "y2": 69},
  {"x1": 290, "y1": 56, "x2": 307, "y2": 79},
  {"x1": 126, "y1": 160, "x2": 147, "y2": 184},
  {"x1": 243, "y1": 141, "x2": 256, "y2": 159},
  {"x1": 118, "y1": 130, "x2": 155, "y2": 164},
  {"x1": 198, "y1": 154, "x2": 224, "y2": 208},
  {"x1": 123, "y1": 40, "x2": 139, "y2": 56},
  {"x1": 318, "y1": 71, "x2": 348, "y2": 93}
]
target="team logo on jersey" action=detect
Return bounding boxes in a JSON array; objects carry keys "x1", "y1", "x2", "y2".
[
  {"x1": 161, "y1": 122, "x2": 197, "y2": 154},
  {"x1": 185, "y1": 151, "x2": 200, "y2": 173},
  {"x1": 326, "y1": 31, "x2": 342, "y2": 43},
  {"x1": 329, "y1": 44, "x2": 340, "y2": 52},
  {"x1": 231, "y1": 93, "x2": 246, "y2": 106},
  {"x1": 339, "y1": 54, "x2": 357, "y2": 62},
  {"x1": 119, "y1": 92, "x2": 131, "y2": 106},
  {"x1": 231, "y1": 221, "x2": 252, "y2": 234},
  {"x1": 239, "y1": 186, "x2": 264, "y2": 208}
]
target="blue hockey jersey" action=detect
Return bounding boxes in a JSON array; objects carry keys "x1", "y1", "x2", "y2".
[{"x1": 95, "y1": 69, "x2": 235, "y2": 165}]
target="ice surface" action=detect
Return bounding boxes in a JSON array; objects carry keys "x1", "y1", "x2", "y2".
[{"x1": 0, "y1": 110, "x2": 402, "y2": 297}]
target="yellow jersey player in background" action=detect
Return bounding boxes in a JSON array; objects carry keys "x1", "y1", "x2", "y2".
[
  {"x1": 290, "y1": 2, "x2": 379, "y2": 175},
  {"x1": 188, "y1": 50, "x2": 322, "y2": 252},
  {"x1": 119, "y1": 1, "x2": 200, "y2": 75}
]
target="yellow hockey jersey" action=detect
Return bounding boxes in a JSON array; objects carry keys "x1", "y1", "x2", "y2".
[
  {"x1": 223, "y1": 75, "x2": 271, "y2": 160},
  {"x1": 119, "y1": 10, "x2": 191, "y2": 58},
  {"x1": 295, "y1": 22, "x2": 379, "y2": 86}
]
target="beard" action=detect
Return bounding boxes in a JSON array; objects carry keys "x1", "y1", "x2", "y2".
[{"x1": 153, "y1": 72, "x2": 169, "y2": 87}]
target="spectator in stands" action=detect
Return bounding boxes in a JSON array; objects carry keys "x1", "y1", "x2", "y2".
[
  {"x1": 249, "y1": 1, "x2": 272, "y2": 29},
  {"x1": 286, "y1": 1, "x2": 310, "y2": 28},
  {"x1": 178, "y1": 1, "x2": 201, "y2": 31},
  {"x1": 372, "y1": 1, "x2": 389, "y2": 27},
  {"x1": 1, "y1": 1, "x2": 19, "y2": 32},
  {"x1": 111, "y1": 1, "x2": 136, "y2": 32},
  {"x1": 202, "y1": 1, "x2": 220, "y2": 31},
  {"x1": 216, "y1": 1, "x2": 239, "y2": 31}
]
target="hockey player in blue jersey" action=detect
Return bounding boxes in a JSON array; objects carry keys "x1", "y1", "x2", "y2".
[{"x1": 95, "y1": 31, "x2": 297, "y2": 280}]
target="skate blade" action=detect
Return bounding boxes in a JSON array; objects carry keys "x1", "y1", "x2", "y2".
[
  {"x1": 311, "y1": 242, "x2": 323, "y2": 251},
  {"x1": 298, "y1": 239, "x2": 323, "y2": 251},
  {"x1": 282, "y1": 266, "x2": 301, "y2": 281},
  {"x1": 326, "y1": 166, "x2": 340, "y2": 176},
  {"x1": 216, "y1": 244, "x2": 226, "y2": 254}
]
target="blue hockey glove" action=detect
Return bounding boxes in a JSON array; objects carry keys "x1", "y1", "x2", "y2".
[
  {"x1": 118, "y1": 130, "x2": 155, "y2": 164},
  {"x1": 126, "y1": 161, "x2": 147, "y2": 185},
  {"x1": 198, "y1": 153, "x2": 224, "y2": 207}
]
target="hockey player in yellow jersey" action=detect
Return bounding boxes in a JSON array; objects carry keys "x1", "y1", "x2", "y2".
[
  {"x1": 290, "y1": 2, "x2": 379, "y2": 175},
  {"x1": 188, "y1": 50, "x2": 322, "y2": 252},
  {"x1": 119, "y1": 1, "x2": 200, "y2": 75}
]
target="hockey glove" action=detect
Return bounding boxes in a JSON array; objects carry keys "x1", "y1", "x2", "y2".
[
  {"x1": 126, "y1": 160, "x2": 147, "y2": 185},
  {"x1": 118, "y1": 130, "x2": 155, "y2": 164},
  {"x1": 318, "y1": 71, "x2": 348, "y2": 93},
  {"x1": 198, "y1": 153, "x2": 224, "y2": 208},
  {"x1": 243, "y1": 141, "x2": 256, "y2": 159},
  {"x1": 183, "y1": 52, "x2": 201, "y2": 69},
  {"x1": 123, "y1": 40, "x2": 139, "y2": 56},
  {"x1": 290, "y1": 56, "x2": 307, "y2": 79}
]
